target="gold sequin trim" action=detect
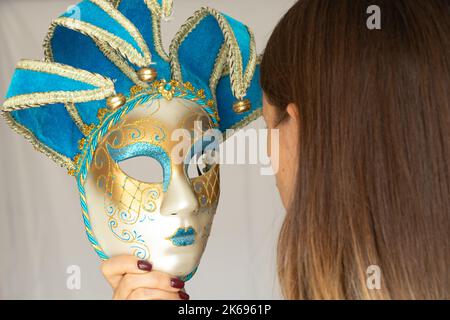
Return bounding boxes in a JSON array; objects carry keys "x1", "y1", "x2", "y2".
[
  {"x1": 44, "y1": 15, "x2": 150, "y2": 68},
  {"x1": 110, "y1": 0, "x2": 173, "y2": 31},
  {"x1": 161, "y1": 0, "x2": 174, "y2": 19},
  {"x1": 90, "y1": 0, "x2": 152, "y2": 63},
  {"x1": 3, "y1": 60, "x2": 115, "y2": 112},
  {"x1": 209, "y1": 42, "x2": 228, "y2": 111},
  {"x1": 17, "y1": 59, "x2": 113, "y2": 87},
  {"x1": 229, "y1": 107, "x2": 262, "y2": 131},
  {"x1": 169, "y1": 7, "x2": 258, "y2": 101},
  {"x1": 93, "y1": 38, "x2": 150, "y2": 88},
  {"x1": 144, "y1": 0, "x2": 170, "y2": 61}
]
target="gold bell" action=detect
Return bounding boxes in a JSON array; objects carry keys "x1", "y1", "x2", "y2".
[
  {"x1": 106, "y1": 93, "x2": 126, "y2": 110},
  {"x1": 138, "y1": 67, "x2": 158, "y2": 82},
  {"x1": 233, "y1": 99, "x2": 251, "y2": 114}
]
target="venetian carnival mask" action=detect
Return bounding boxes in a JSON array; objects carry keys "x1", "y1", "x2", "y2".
[{"x1": 2, "y1": 0, "x2": 262, "y2": 281}]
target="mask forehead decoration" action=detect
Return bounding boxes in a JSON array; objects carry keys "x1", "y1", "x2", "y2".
[{"x1": 2, "y1": 0, "x2": 262, "y2": 281}]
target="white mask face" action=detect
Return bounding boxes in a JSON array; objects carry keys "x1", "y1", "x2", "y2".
[{"x1": 84, "y1": 98, "x2": 220, "y2": 279}]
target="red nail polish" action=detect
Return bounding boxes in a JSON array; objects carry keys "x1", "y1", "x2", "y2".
[
  {"x1": 137, "y1": 260, "x2": 152, "y2": 271},
  {"x1": 179, "y1": 291, "x2": 190, "y2": 300},
  {"x1": 170, "y1": 278, "x2": 185, "y2": 289}
]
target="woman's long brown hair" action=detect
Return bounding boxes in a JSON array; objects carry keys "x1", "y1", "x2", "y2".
[{"x1": 261, "y1": 0, "x2": 449, "y2": 299}]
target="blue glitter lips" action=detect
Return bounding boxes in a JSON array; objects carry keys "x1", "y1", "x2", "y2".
[{"x1": 168, "y1": 227, "x2": 196, "y2": 246}]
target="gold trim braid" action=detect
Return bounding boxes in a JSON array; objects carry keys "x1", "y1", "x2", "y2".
[
  {"x1": 89, "y1": 0, "x2": 152, "y2": 64},
  {"x1": 93, "y1": 38, "x2": 150, "y2": 88},
  {"x1": 16, "y1": 59, "x2": 113, "y2": 87},
  {"x1": 1, "y1": 111, "x2": 75, "y2": 170},
  {"x1": 145, "y1": 0, "x2": 172, "y2": 17},
  {"x1": 144, "y1": 0, "x2": 170, "y2": 61},
  {"x1": 43, "y1": 0, "x2": 153, "y2": 67},
  {"x1": 161, "y1": 0, "x2": 174, "y2": 19},
  {"x1": 242, "y1": 27, "x2": 258, "y2": 93},
  {"x1": 209, "y1": 42, "x2": 228, "y2": 110},
  {"x1": 169, "y1": 7, "x2": 258, "y2": 101},
  {"x1": 230, "y1": 107, "x2": 262, "y2": 131},
  {"x1": 44, "y1": 17, "x2": 150, "y2": 67},
  {"x1": 169, "y1": 7, "x2": 210, "y2": 81},
  {"x1": 3, "y1": 60, "x2": 115, "y2": 112},
  {"x1": 94, "y1": 0, "x2": 171, "y2": 63}
]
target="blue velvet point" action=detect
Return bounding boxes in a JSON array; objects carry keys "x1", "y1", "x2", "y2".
[
  {"x1": 52, "y1": 27, "x2": 135, "y2": 94},
  {"x1": 3, "y1": 0, "x2": 263, "y2": 165},
  {"x1": 11, "y1": 103, "x2": 83, "y2": 158},
  {"x1": 61, "y1": 0, "x2": 142, "y2": 55},
  {"x1": 6, "y1": 70, "x2": 96, "y2": 98}
]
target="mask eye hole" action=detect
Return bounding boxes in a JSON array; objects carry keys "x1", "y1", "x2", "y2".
[
  {"x1": 117, "y1": 156, "x2": 163, "y2": 184},
  {"x1": 186, "y1": 149, "x2": 217, "y2": 179}
]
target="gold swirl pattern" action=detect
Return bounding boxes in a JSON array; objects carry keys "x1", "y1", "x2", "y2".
[{"x1": 87, "y1": 105, "x2": 169, "y2": 253}]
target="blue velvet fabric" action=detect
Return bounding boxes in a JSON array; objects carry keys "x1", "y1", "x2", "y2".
[
  {"x1": 216, "y1": 66, "x2": 262, "y2": 132},
  {"x1": 117, "y1": 0, "x2": 171, "y2": 80},
  {"x1": 61, "y1": 0, "x2": 142, "y2": 55},
  {"x1": 178, "y1": 15, "x2": 224, "y2": 85},
  {"x1": 223, "y1": 13, "x2": 252, "y2": 71},
  {"x1": 5, "y1": 67, "x2": 106, "y2": 158},
  {"x1": 176, "y1": 10, "x2": 262, "y2": 131},
  {"x1": 76, "y1": 100, "x2": 107, "y2": 126},
  {"x1": 11, "y1": 104, "x2": 83, "y2": 158},
  {"x1": 52, "y1": 27, "x2": 135, "y2": 95},
  {"x1": 6, "y1": 69, "x2": 96, "y2": 98},
  {"x1": 4, "y1": 0, "x2": 263, "y2": 162}
]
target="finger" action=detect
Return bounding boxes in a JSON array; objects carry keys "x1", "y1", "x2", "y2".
[
  {"x1": 126, "y1": 288, "x2": 187, "y2": 300},
  {"x1": 101, "y1": 255, "x2": 152, "y2": 288},
  {"x1": 113, "y1": 271, "x2": 185, "y2": 300}
]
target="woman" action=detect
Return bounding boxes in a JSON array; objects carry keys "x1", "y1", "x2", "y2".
[{"x1": 102, "y1": 0, "x2": 449, "y2": 299}]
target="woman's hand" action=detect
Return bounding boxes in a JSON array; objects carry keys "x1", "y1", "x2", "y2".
[{"x1": 101, "y1": 255, "x2": 190, "y2": 300}]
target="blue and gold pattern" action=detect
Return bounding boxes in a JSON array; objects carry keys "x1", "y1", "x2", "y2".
[
  {"x1": 3, "y1": 0, "x2": 262, "y2": 172},
  {"x1": 2, "y1": 0, "x2": 262, "y2": 263}
]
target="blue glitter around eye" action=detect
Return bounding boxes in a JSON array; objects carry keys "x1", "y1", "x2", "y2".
[{"x1": 107, "y1": 142, "x2": 171, "y2": 192}]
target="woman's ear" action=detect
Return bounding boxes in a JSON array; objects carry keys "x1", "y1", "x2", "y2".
[
  {"x1": 283, "y1": 103, "x2": 300, "y2": 165},
  {"x1": 286, "y1": 103, "x2": 300, "y2": 123},
  {"x1": 285, "y1": 103, "x2": 300, "y2": 136}
]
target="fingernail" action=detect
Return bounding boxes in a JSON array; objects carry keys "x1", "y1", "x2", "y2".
[
  {"x1": 178, "y1": 291, "x2": 190, "y2": 300},
  {"x1": 137, "y1": 260, "x2": 152, "y2": 271},
  {"x1": 170, "y1": 278, "x2": 185, "y2": 289}
]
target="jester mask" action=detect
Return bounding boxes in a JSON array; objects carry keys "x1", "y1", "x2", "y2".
[{"x1": 2, "y1": 0, "x2": 262, "y2": 281}]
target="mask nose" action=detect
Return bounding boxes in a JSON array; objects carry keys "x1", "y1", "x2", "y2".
[{"x1": 160, "y1": 169, "x2": 199, "y2": 216}]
